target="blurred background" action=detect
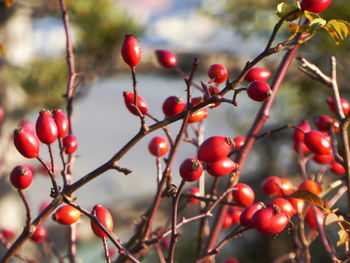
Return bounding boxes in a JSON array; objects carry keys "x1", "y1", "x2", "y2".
[{"x1": 0, "y1": 0, "x2": 349, "y2": 262}]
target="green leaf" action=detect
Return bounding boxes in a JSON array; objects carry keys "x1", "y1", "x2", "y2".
[
  {"x1": 308, "y1": 18, "x2": 327, "y2": 35},
  {"x1": 276, "y1": 2, "x2": 300, "y2": 21},
  {"x1": 303, "y1": 11, "x2": 321, "y2": 23}
]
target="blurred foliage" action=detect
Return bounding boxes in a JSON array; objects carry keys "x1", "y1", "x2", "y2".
[{"x1": 0, "y1": 0, "x2": 142, "y2": 112}]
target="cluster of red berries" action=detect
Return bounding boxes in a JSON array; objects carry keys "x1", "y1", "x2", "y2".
[
  {"x1": 245, "y1": 67, "x2": 272, "y2": 102},
  {"x1": 13, "y1": 109, "x2": 77, "y2": 160},
  {"x1": 220, "y1": 176, "x2": 324, "y2": 233},
  {"x1": 293, "y1": 97, "x2": 350, "y2": 175}
]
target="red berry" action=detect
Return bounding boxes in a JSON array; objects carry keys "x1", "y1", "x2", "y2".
[
  {"x1": 13, "y1": 128, "x2": 40, "y2": 159},
  {"x1": 300, "y1": 0, "x2": 332, "y2": 13},
  {"x1": 233, "y1": 136, "x2": 245, "y2": 150},
  {"x1": 10, "y1": 165, "x2": 33, "y2": 189},
  {"x1": 293, "y1": 141, "x2": 310, "y2": 154},
  {"x1": 245, "y1": 67, "x2": 271, "y2": 82},
  {"x1": 123, "y1": 91, "x2": 148, "y2": 116},
  {"x1": 314, "y1": 114, "x2": 340, "y2": 132},
  {"x1": 155, "y1": 49, "x2": 177, "y2": 68},
  {"x1": 287, "y1": 197, "x2": 305, "y2": 214},
  {"x1": 0, "y1": 229, "x2": 15, "y2": 241},
  {"x1": 206, "y1": 157, "x2": 237, "y2": 177},
  {"x1": 252, "y1": 207, "x2": 289, "y2": 234},
  {"x1": 179, "y1": 158, "x2": 203, "y2": 182},
  {"x1": 224, "y1": 258, "x2": 239, "y2": 263},
  {"x1": 246, "y1": 80, "x2": 272, "y2": 102},
  {"x1": 148, "y1": 136, "x2": 169, "y2": 157},
  {"x1": 162, "y1": 96, "x2": 185, "y2": 117},
  {"x1": 0, "y1": 107, "x2": 4, "y2": 123},
  {"x1": 268, "y1": 198, "x2": 296, "y2": 218},
  {"x1": 20, "y1": 120, "x2": 36, "y2": 134},
  {"x1": 53, "y1": 205, "x2": 80, "y2": 225},
  {"x1": 330, "y1": 160, "x2": 345, "y2": 175},
  {"x1": 240, "y1": 203, "x2": 264, "y2": 226},
  {"x1": 197, "y1": 136, "x2": 234, "y2": 163},
  {"x1": 188, "y1": 97, "x2": 208, "y2": 123},
  {"x1": 121, "y1": 34, "x2": 141, "y2": 68},
  {"x1": 222, "y1": 213, "x2": 233, "y2": 228},
  {"x1": 203, "y1": 86, "x2": 222, "y2": 108},
  {"x1": 313, "y1": 153, "x2": 333, "y2": 164},
  {"x1": 327, "y1": 97, "x2": 350, "y2": 116},
  {"x1": 62, "y1": 135, "x2": 78, "y2": 154},
  {"x1": 305, "y1": 206, "x2": 324, "y2": 229},
  {"x1": 304, "y1": 130, "x2": 332, "y2": 155},
  {"x1": 31, "y1": 225, "x2": 47, "y2": 243},
  {"x1": 208, "y1": 64, "x2": 228, "y2": 84},
  {"x1": 53, "y1": 109, "x2": 69, "y2": 138},
  {"x1": 187, "y1": 187, "x2": 201, "y2": 204},
  {"x1": 36, "y1": 110, "x2": 58, "y2": 144},
  {"x1": 261, "y1": 176, "x2": 294, "y2": 197},
  {"x1": 298, "y1": 180, "x2": 322, "y2": 195},
  {"x1": 232, "y1": 183, "x2": 255, "y2": 207},
  {"x1": 293, "y1": 120, "x2": 311, "y2": 142},
  {"x1": 229, "y1": 206, "x2": 244, "y2": 224},
  {"x1": 90, "y1": 205, "x2": 114, "y2": 238}
]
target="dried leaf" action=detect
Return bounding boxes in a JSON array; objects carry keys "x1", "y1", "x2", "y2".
[
  {"x1": 289, "y1": 23, "x2": 309, "y2": 35},
  {"x1": 276, "y1": 2, "x2": 300, "y2": 21},
  {"x1": 0, "y1": 42, "x2": 6, "y2": 57},
  {"x1": 5, "y1": 0, "x2": 15, "y2": 8},
  {"x1": 325, "y1": 213, "x2": 339, "y2": 227},
  {"x1": 337, "y1": 229, "x2": 349, "y2": 247},
  {"x1": 323, "y1": 20, "x2": 349, "y2": 45},
  {"x1": 290, "y1": 190, "x2": 324, "y2": 209}
]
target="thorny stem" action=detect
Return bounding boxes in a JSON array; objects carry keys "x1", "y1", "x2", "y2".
[
  {"x1": 167, "y1": 180, "x2": 186, "y2": 263},
  {"x1": 58, "y1": 1, "x2": 79, "y2": 261},
  {"x1": 103, "y1": 237, "x2": 112, "y2": 263}
]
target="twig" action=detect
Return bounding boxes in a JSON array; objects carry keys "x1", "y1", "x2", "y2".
[
  {"x1": 103, "y1": 237, "x2": 112, "y2": 263},
  {"x1": 167, "y1": 180, "x2": 186, "y2": 263}
]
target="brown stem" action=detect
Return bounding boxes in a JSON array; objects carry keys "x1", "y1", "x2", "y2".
[
  {"x1": 103, "y1": 237, "x2": 112, "y2": 263},
  {"x1": 36, "y1": 156, "x2": 60, "y2": 196},
  {"x1": 167, "y1": 180, "x2": 186, "y2": 263},
  {"x1": 18, "y1": 190, "x2": 31, "y2": 230}
]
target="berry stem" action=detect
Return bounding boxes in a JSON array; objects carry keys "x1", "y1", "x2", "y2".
[
  {"x1": 18, "y1": 190, "x2": 31, "y2": 230},
  {"x1": 36, "y1": 156, "x2": 60, "y2": 196},
  {"x1": 130, "y1": 67, "x2": 147, "y2": 131}
]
